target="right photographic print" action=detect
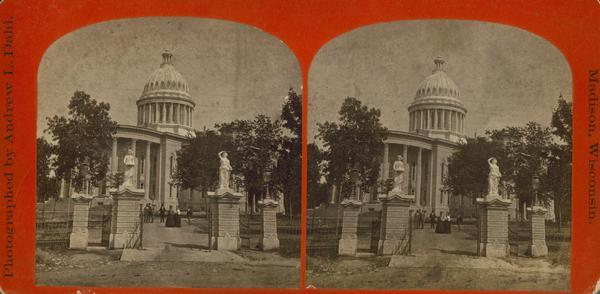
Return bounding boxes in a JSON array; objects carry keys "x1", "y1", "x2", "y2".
[{"x1": 306, "y1": 20, "x2": 572, "y2": 291}]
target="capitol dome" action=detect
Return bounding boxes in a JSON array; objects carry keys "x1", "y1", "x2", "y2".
[
  {"x1": 407, "y1": 57, "x2": 467, "y2": 143},
  {"x1": 415, "y1": 59, "x2": 460, "y2": 99},
  {"x1": 140, "y1": 51, "x2": 191, "y2": 101},
  {"x1": 136, "y1": 51, "x2": 196, "y2": 136}
]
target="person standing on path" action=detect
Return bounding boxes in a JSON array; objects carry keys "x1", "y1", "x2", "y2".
[
  {"x1": 430, "y1": 211, "x2": 436, "y2": 229},
  {"x1": 187, "y1": 207, "x2": 193, "y2": 225},
  {"x1": 159, "y1": 204, "x2": 166, "y2": 223}
]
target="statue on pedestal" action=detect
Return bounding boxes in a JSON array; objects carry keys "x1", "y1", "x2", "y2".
[
  {"x1": 487, "y1": 157, "x2": 501, "y2": 196},
  {"x1": 391, "y1": 155, "x2": 405, "y2": 193},
  {"x1": 218, "y1": 151, "x2": 232, "y2": 190},
  {"x1": 122, "y1": 148, "x2": 136, "y2": 188}
]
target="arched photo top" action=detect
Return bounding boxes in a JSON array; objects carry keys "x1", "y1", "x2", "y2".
[
  {"x1": 37, "y1": 17, "x2": 301, "y2": 137},
  {"x1": 308, "y1": 19, "x2": 572, "y2": 141}
]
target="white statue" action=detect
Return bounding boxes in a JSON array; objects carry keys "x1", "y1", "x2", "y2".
[
  {"x1": 392, "y1": 155, "x2": 405, "y2": 193},
  {"x1": 218, "y1": 151, "x2": 232, "y2": 190},
  {"x1": 487, "y1": 157, "x2": 501, "y2": 196},
  {"x1": 123, "y1": 147, "x2": 136, "y2": 188}
]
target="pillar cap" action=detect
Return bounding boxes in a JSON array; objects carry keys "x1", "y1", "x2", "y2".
[
  {"x1": 378, "y1": 192, "x2": 415, "y2": 203},
  {"x1": 110, "y1": 187, "x2": 145, "y2": 199},
  {"x1": 526, "y1": 205, "x2": 548, "y2": 214},
  {"x1": 207, "y1": 188, "x2": 243, "y2": 200},
  {"x1": 71, "y1": 196, "x2": 93, "y2": 203},
  {"x1": 258, "y1": 198, "x2": 279, "y2": 208},
  {"x1": 476, "y1": 197, "x2": 511, "y2": 207},
  {"x1": 340, "y1": 199, "x2": 363, "y2": 208}
]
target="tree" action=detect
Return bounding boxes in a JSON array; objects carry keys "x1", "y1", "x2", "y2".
[
  {"x1": 36, "y1": 137, "x2": 59, "y2": 202},
  {"x1": 488, "y1": 122, "x2": 553, "y2": 208},
  {"x1": 446, "y1": 136, "x2": 507, "y2": 203},
  {"x1": 307, "y1": 143, "x2": 329, "y2": 208},
  {"x1": 273, "y1": 88, "x2": 302, "y2": 216},
  {"x1": 218, "y1": 115, "x2": 282, "y2": 213},
  {"x1": 317, "y1": 97, "x2": 388, "y2": 200},
  {"x1": 172, "y1": 129, "x2": 228, "y2": 202},
  {"x1": 46, "y1": 91, "x2": 118, "y2": 191},
  {"x1": 548, "y1": 96, "x2": 572, "y2": 228}
]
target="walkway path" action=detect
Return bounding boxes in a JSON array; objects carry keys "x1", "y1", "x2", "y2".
[{"x1": 121, "y1": 219, "x2": 244, "y2": 262}]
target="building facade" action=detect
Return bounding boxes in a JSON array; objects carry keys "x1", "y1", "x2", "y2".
[
  {"x1": 361, "y1": 57, "x2": 467, "y2": 216},
  {"x1": 107, "y1": 51, "x2": 194, "y2": 210}
]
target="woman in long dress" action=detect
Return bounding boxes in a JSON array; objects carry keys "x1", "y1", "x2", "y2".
[{"x1": 488, "y1": 157, "x2": 502, "y2": 196}]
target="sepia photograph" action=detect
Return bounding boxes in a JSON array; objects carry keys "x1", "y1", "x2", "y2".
[
  {"x1": 306, "y1": 20, "x2": 572, "y2": 291},
  {"x1": 35, "y1": 17, "x2": 301, "y2": 288}
]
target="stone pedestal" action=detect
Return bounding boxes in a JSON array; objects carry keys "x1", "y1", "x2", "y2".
[
  {"x1": 338, "y1": 199, "x2": 362, "y2": 256},
  {"x1": 476, "y1": 196, "x2": 511, "y2": 258},
  {"x1": 69, "y1": 197, "x2": 92, "y2": 249},
  {"x1": 258, "y1": 198, "x2": 280, "y2": 251},
  {"x1": 378, "y1": 192, "x2": 414, "y2": 255},
  {"x1": 527, "y1": 206, "x2": 548, "y2": 257},
  {"x1": 109, "y1": 187, "x2": 144, "y2": 249},
  {"x1": 207, "y1": 188, "x2": 243, "y2": 251}
]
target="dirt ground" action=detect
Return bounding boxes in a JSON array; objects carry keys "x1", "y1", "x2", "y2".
[
  {"x1": 36, "y1": 248, "x2": 299, "y2": 288},
  {"x1": 307, "y1": 256, "x2": 569, "y2": 291},
  {"x1": 307, "y1": 223, "x2": 570, "y2": 291}
]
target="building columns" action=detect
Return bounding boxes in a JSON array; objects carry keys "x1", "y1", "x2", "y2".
[
  {"x1": 403, "y1": 145, "x2": 408, "y2": 192},
  {"x1": 415, "y1": 147, "x2": 422, "y2": 207},
  {"x1": 146, "y1": 105, "x2": 150, "y2": 124},
  {"x1": 111, "y1": 138, "x2": 118, "y2": 174},
  {"x1": 172, "y1": 104, "x2": 176, "y2": 124},
  {"x1": 382, "y1": 143, "x2": 390, "y2": 180},
  {"x1": 131, "y1": 139, "x2": 138, "y2": 188},
  {"x1": 156, "y1": 142, "x2": 163, "y2": 205},
  {"x1": 145, "y1": 141, "x2": 151, "y2": 200},
  {"x1": 171, "y1": 103, "x2": 176, "y2": 124},
  {"x1": 452, "y1": 111, "x2": 457, "y2": 131}
]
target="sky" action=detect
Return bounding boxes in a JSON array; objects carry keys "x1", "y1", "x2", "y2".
[
  {"x1": 37, "y1": 17, "x2": 301, "y2": 137},
  {"x1": 308, "y1": 20, "x2": 572, "y2": 142}
]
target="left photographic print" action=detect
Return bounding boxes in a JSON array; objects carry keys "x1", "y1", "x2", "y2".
[{"x1": 35, "y1": 17, "x2": 302, "y2": 288}]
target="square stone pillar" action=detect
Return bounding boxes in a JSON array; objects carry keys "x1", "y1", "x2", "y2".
[
  {"x1": 109, "y1": 187, "x2": 144, "y2": 249},
  {"x1": 207, "y1": 188, "x2": 243, "y2": 251},
  {"x1": 338, "y1": 199, "x2": 362, "y2": 256},
  {"x1": 258, "y1": 198, "x2": 280, "y2": 251},
  {"x1": 527, "y1": 206, "x2": 548, "y2": 257},
  {"x1": 476, "y1": 197, "x2": 512, "y2": 257},
  {"x1": 69, "y1": 197, "x2": 92, "y2": 249},
  {"x1": 378, "y1": 192, "x2": 414, "y2": 255}
]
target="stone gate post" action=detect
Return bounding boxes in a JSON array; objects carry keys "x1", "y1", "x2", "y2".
[
  {"x1": 69, "y1": 197, "x2": 92, "y2": 249},
  {"x1": 527, "y1": 206, "x2": 548, "y2": 257},
  {"x1": 258, "y1": 198, "x2": 280, "y2": 251},
  {"x1": 338, "y1": 199, "x2": 362, "y2": 256},
  {"x1": 109, "y1": 187, "x2": 144, "y2": 249},
  {"x1": 476, "y1": 197, "x2": 512, "y2": 257},
  {"x1": 207, "y1": 188, "x2": 243, "y2": 251},
  {"x1": 377, "y1": 193, "x2": 414, "y2": 255}
]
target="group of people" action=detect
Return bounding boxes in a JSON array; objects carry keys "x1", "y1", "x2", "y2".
[
  {"x1": 143, "y1": 203, "x2": 154, "y2": 223},
  {"x1": 413, "y1": 209, "x2": 427, "y2": 229},
  {"x1": 143, "y1": 203, "x2": 194, "y2": 227},
  {"x1": 412, "y1": 209, "x2": 464, "y2": 234}
]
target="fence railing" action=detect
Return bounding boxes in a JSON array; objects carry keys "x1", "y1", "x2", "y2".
[{"x1": 36, "y1": 201, "x2": 74, "y2": 249}]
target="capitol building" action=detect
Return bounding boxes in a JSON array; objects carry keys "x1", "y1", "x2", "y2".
[
  {"x1": 379, "y1": 57, "x2": 466, "y2": 215},
  {"x1": 331, "y1": 57, "x2": 470, "y2": 216},
  {"x1": 61, "y1": 51, "x2": 205, "y2": 210}
]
